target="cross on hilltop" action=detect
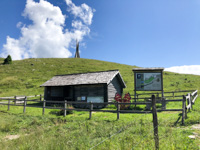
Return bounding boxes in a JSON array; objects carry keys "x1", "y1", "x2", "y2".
[{"x1": 74, "y1": 40, "x2": 80, "y2": 58}]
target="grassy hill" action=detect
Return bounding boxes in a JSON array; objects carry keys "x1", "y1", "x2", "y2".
[
  {"x1": 0, "y1": 58, "x2": 200, "y2": 149},
  {"x1": 0, "y1": 58, "x2": 200, "y2": 96}
]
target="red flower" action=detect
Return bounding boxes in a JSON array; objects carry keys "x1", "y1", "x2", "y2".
[{"x1": 114, "y1": 93, "x2": 122, "y2": 102}]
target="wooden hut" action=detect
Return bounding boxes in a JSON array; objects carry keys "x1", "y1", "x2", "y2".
[{"x1": 40, "y1": 70, "x2": 126, "y2": 107}]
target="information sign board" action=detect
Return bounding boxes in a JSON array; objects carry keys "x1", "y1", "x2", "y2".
[{"x1": 135, "y1": 72, "x2": 162, "y2": 91}]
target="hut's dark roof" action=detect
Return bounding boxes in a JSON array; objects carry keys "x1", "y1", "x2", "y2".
[{"x1": 40, "y1": 70, "x2": 126, "y2": 88}]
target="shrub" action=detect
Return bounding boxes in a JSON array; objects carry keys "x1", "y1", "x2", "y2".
[
  {"x1": 3, "y1": 55, "x2": 12, "y2": 64},
  {"x1": 114, "y1": 93, "x2": 131, "y2": 110}
]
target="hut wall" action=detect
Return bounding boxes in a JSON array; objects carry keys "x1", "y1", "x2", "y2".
[
  {"x1": 63, "y1": 86, "x2": 73, "y2": 101},
  {"x1": 44, "y1": 87, "x2": 48, "y2": 100},
  {"x1": 74, "y1": 84, "x2": 105, "y2": 102},
  {"x1": 44, "y1": 86, "x2": 64, "y2": 100},
  {"x1": 108, "y1": 76, "x2": 123, "y2": 102},
  {"x1": 44, "y1": 86, "x2": 52, "y2": 100}
]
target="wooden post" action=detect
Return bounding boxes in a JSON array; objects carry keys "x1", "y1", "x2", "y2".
[
  {"x1": 40, "y1": 94, "x2": 42, "y2": 102},
  {"x1": 8, "y1": 99, "x2": 10, "y2": 111},
  {"x1": 134, "y1": 70, "x2": 137, "y2": 108},
  {"x1": 188, "y1": 93, "x2": 191, "y2": 112},
  {"x1": 152, "y1": 95, "x2": 159, "y2": 150},
  {"x1": 89, "y1": 102, "x2": 93, "y2": 119},
  {"x1": 134, "y1": 90, "x2": 137, "y2": 108},
  {"x1": 14, "y1": 96, "x2": 17, "y2": 105},
  {"x1": 185, "y1": 95, "x2": 188, "y2": 119},
  {"x1": 43, "y1": 100, "x2": 46, "y2": 115},
  {"x1": 117, "y1": 101, "x2": 120, "y2": 120},
  {"x1": 182, "y1": 96, "x2": 186, "y2": 125},
  {"x1": 64, "y1": 100, "x2": 67, "y2": 117},
  {"x1": 173, "y1": 91, "x2": 175, "y2": 99},
  {"x1": 157, "y1": 93, "x2": 159, "y2": 99},
  {"x1": 161, "y1": 97, "x2": 166, "y2": 110},
  {"x1": 23, "y1": 96, "x2": 27, "y2": 113},
  {"x1": 190, "y1": 93, "x2": 193, "y2": 110}
]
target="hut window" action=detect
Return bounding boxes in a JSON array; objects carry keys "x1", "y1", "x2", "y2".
[
  {"x1": 74, "y1": 85, "x2": 104, "y2": 101},
  {"x1": 81, "y1": 96, "x2": 86, "y2": 101},
  {"x1": 77, "y1": 96, "x2": 86, "y2": 101},
  {"x1": 51, "y1": 87, "x2": 63, "y2": 97},
  {"x1": 87, "y1": 97, "x2": 104, "y2": 103}
]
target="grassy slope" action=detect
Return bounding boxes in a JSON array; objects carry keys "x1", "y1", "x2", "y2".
[
  {"x1": 0, "y1": 58, "x2": 200, "y2": 96},
  {"x1": 0, "y1": 58, "x2": 136, "y2": 96},
  {"x1": 0, "y1": 98, "x2": 199, "y2": 149},
  {"x1": 0, "y1": 58, "x2": 200, "y2": 149}
]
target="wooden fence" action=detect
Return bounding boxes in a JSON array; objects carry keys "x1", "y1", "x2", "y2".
[
  {"x1": 0, "y1": 94, "x2": 43, "y2": 100},
  {"x1": 0, "y1": 90, "x2": 198, "y2": 125},
  {"x1": 0, "y1": 90, "x2": 198, "y2": 150},
  {"x1": 135, "y1": 90, "x2": 196, "y2": 99}
]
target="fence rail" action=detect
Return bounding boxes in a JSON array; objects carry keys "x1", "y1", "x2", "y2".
[
  {"x1": 0, "y1": 90, "x2": 198, "y2": 150},
  {"x1": 134, "y1": 90, "x2": 196, "y2": 99},
  {"x1": 0, "y1": 94, "x2": 43, "y2": 100},
  {"x1": 0, "y1": 90, "x2": 198, "y2": 124}
]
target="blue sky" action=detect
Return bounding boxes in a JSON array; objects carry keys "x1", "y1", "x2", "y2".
[{"x1": 0, "y1": 0, "x2": 200, "y2": 74}]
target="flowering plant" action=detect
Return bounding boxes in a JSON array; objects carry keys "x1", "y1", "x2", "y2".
[{"x1": 114, "y1": 93, "x2": 131, "y2": 110}]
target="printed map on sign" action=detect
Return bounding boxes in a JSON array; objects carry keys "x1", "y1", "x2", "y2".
[{"x1": 136, "y1": 73, "x2": 162, "y2": 91}]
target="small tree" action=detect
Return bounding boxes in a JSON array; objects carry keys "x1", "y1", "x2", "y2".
[{"x1": 3, "y1": 55, "x2": 12, "y2": 64}]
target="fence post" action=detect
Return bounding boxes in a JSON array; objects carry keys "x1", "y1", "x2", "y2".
[
  {"x1": 7, "y1": 99, "x2": 10, "y2": 111},
  {"x1": 89, "y1": 102, "x2": 93, "y2": 119},
  {"x1": 191, "y1": 93, "x2": 193, "y2": 110},
  {"x1": 23, "y1": 96, "x2": 27, "y2": 113},
  {"x1": 64, "y1": 100, "x2": 67, "y2": 117},
  {"x1": 161, "y1": 97, "x2": 166, "y2": 110},
  {"x1": 117, "y1": 101, "x2": 120, "y2": 120},
  {"x1": 182, "y1": 96, "x2": 186, "y2": 125},
  {"x1": 188, "y1": 93, "x2": 191, "y2": 112},
  {"x1": 152, "y1": 95, "x2": 159, "y2": 150},
  {"x1": 185, "y1": 96, "x2": 188, "y2": 119},
  {"x1": 173, "y1": 91, "x2": 175, "y2": 99},
  {"x1": 134, "y1": 90, "x2": 137, "y2": 108},
  {"x1": 40, "y1": 94, "x2": 42, "y2": 102},
  {"x1": 157, "y1": 93, "x2": 159, "y2": 99},
  {"x1": 43, "y1": 100, "x2": 46, "y2": 115},
  {"x1": 14, "y1": 96, "x2": 17, "y2": 105}
]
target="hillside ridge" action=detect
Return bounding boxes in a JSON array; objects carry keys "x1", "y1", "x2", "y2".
[{"x1": 0, "y1": 58, "x2": 199, "y2": 96}]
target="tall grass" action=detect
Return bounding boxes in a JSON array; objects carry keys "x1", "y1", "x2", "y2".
[{"x1": 0, "y1": 97, "x2": 200, "y2": 149}]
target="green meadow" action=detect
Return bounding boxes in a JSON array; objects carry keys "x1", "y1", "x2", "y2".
[
  {"x1": 0, "y1": 58, "x2": 200, "y2": 96},
  {"x1": 0, "y1": 58, "x2": 200, "y2": 149}
]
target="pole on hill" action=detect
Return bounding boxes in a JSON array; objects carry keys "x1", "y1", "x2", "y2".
[{"x1": 74, "y1": 40, "x2": 80, "y2": 58}]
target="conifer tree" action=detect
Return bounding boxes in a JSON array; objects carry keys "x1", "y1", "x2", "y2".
[{"x1": 3, "y1": 55, "x2": 12, "y2": 64}]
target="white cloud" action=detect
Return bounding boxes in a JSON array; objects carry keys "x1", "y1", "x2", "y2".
[
  {"x1": 0, "y1": 0, "x2": 94, "y2": 60},
  {"x1": 65, "y1": 0, "x2": 95, "y2": 25},
  {"x1": 165, "y1": 65, "x2": 200, "y2": 76}
]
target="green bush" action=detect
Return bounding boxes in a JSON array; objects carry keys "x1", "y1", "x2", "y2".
[{"x1": 3, "y1": 55, "x2": 12, "y2": 64}]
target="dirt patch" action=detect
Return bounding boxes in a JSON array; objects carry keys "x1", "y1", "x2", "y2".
[
  {"x1": 192, "y1": 124, "x2": 200, "y2": 130},
  {"x1": 4, "y1": 135, "x2": 20, "y2": 140},
  {"x1": 188, "y1": 124, "x2": 200, "y2": 139}
]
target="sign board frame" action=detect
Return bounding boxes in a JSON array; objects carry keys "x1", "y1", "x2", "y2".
[
  {"x1": 132, "y1": 68, "x2": 164, "y2": 98},
  {"x1": 135, "y1": 72, "x2": 163, "y2": 91}
]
